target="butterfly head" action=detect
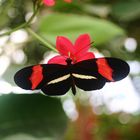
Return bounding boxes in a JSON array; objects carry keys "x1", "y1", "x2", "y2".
[{"x1": 66, "y1": 58, "x2": 72, "y2": 66}]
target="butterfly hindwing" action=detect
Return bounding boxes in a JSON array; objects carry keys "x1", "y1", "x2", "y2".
[
  {"x1": 41, "y1": 66, "x2": 72, "y2": 96},
  {"x1": 72, "y1": 74, "x2": 106, "y2": 91},
  {"x1": 41, "y1": 74, "x2": 71, "y2": 96},
  {"x1": 72, "y1": 60, "x2": 107, "y2": 91}
]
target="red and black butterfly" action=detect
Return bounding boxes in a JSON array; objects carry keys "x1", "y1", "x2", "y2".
[
  {"x1": 14, "y1": 57, "x2": 129, "y2": 96},
  {"x1": 14, "y1": 34, "x2": 130, "y2": 96}
]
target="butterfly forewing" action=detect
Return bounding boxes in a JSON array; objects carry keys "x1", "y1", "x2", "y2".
[
  {"x1": 14, "y1": 64, "x2": 67, "y2": 90},
  {"x1": 98, "y1": 58, "x2": 130, "y2": 81},
  {"x1": 74, "y1": 57, "x2": 130, "y2": 82},
  {"x1": 14, "y1": 65, "x2": 33, "y2": 89}
]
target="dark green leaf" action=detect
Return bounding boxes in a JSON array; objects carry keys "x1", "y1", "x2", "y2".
[{"x1": 0, "y1": 94, "x2": 67, "y2": 139}]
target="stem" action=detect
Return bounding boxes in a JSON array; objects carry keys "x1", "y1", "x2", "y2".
[
  {"x1": 0, "y1": 23, "x2": 27, "y2": 37},
  {"x1": 0, "y1": 2, "x2": 57, "y2": 52},
  {"x1": 27, "y1": 28, "x2": 57, "y2": 52},
  {"x1": 0, "y1": 3, "x2": 40, "y2": 37}
]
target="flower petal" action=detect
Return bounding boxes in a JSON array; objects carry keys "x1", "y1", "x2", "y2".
[
  {"x1": 76, "y1": 52, "x2": 95, "y2": 62},
  {"x1": 56, "y1": 36, "x2": 75, "y2": 57},
  {"x1": 74, "y1": 34, "x2": 91, "y2": 56},
  {"x1": 48, "y1": 55, "x2": 67, "y2": 65},
  {"x1": 43, "y1": 0, "x2": 55, "y2": 6}
]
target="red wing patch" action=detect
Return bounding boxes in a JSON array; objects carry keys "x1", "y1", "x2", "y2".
[
  {"x1": 96, "y1": 58, "x2": 114, "y2": 81},
  {"x1": 29, "y1": 65, "x2": 43, "y2": 89}
]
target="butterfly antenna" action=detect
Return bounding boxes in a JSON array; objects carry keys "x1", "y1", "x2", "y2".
[{"x1": 87, "y1": 41, "x2": 94, "y2": 48}]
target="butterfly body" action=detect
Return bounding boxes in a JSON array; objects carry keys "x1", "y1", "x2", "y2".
[{"x1": 14, "y1": 57, "x2": 130, "y2": 96}]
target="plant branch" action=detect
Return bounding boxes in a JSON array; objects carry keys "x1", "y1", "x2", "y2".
[
  {"x1": 0, "y1": 1, "x2": 57, "y2": 52},
  {"x1": 27, "y1": 28, "x2": 57, "y2": 52},
  {"x1": 0, "y1": 3, "x2": 40, "y2": 37}
]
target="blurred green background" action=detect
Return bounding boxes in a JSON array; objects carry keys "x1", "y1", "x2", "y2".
[{"x1": 0, "y1": 0, "x2": 140, "y2": 140}]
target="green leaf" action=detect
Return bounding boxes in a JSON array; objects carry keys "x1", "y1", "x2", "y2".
[
  {"x1": 38, "y1": 13, "x2": 125, "y2": 46},
  {"x1": 112, "y1": 1, "x2": 140, "y2": 22},
  {"x1": 0, "y1": 94, "x2": 67, "y2": 139}
]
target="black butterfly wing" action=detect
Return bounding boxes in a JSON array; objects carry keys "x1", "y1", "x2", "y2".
[
  {"x1": 14, "y1": 64, "x2": 43, "y2": 90},
  {"x1": 14, "y1": 64, "x2": 71, "y2": 95},
  {"x1": 41, "y1": 74, "x2": 71, "y2": 96},
  {"x1": 72, "y1": 59, "x2": 107, "y2": 91},
  {"x1": 94, "y1": 57, "x2": 130, "y2": 81},
  {"x1": 72, "y1": 57, "x2": 130, "y2": 91},
  {"x1": 40, "y1": 65, "x2": 72, "y2": 96}
]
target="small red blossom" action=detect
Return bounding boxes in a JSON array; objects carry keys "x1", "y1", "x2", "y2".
[
  {"x1": 43, "y1": 0, "x2": 72, "y2": 6},
  {"x1": 48, "y1": 34, "x2": 95, "y2": 65}
]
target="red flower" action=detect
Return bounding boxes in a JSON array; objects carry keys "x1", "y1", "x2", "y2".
[
  {"x1": 43, "y1": 0, "x2": 72, "y2": 6},
  {"x1": 48, "y1": 34, "x2": 95, "y2": 65}
]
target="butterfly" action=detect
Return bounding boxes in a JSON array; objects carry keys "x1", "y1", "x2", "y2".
[{"x1": 14, "y1": 57, "x2": 130, "y2": 96}]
